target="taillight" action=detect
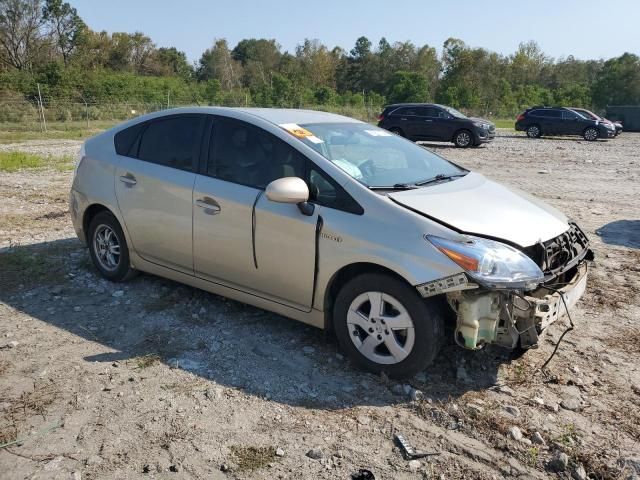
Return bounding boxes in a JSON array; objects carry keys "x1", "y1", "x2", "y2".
[
  {"x1": 377, "y1": 114, "x2": 384, "y2": 122},
  {"x1": 516, "y1": 114, "x2": 525, "y2": 122}
]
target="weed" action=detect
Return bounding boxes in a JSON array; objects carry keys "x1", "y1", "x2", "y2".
[
  {"x1": 230, "y1": 446, "x2": 278, "y2": 472},
  {"x1": 526, "y1": 447, "x2": 539, "y2": 467},
  {"x1": 130, "y1": 353, "x2": 160, "y2": 369},
  {"x1": 0, "y1": 242, "x2": 75, "y2": 292}
]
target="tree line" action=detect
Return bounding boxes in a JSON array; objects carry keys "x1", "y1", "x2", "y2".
[{"x1": 1, "y1": 0, "x2": 639, "y2": 118}]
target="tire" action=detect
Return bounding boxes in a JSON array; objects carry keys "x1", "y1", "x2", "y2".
[
  {"x1": 389, "y1": 127, "x2": 405, "y2": 138},
  {"x1": 333, "y1": 273, "x2": 445, "y2": 379},
  {"x1": 453, "y1": 130, "x2": 473, "y2": 148},
  {"x1": 526, "y1": 124, "x2": 541, "y2": 138},
  {"x1": 88, "y1": 211, "x2": 137, "y2": 282},
  {"x1": 583, "y1": 127, "x2": 599, "y2": 141}
]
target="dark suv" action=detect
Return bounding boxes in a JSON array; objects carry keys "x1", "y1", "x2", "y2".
[
  {"x1": 377, "y1": 103, "x2": 495, "y2": 147},
  {"x1": 515, "y1": 106, "x2": 615, "y2": 141}
]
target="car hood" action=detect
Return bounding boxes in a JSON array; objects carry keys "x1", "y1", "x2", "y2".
[
  {"x1": 470, "y1": 117, "x2": 495, "y2": 127},
  {"x1": 388, "y1": 172, "x2": 569, "y2": 247}
]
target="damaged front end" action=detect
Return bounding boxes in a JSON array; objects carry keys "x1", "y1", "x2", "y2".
[{"x1": 422, "y1": 223, "x2": 593, "y2": 350}]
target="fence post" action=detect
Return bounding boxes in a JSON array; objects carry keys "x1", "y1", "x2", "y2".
[{"x1": 37, "y1": 83, "x2": 47, "y2": 132}]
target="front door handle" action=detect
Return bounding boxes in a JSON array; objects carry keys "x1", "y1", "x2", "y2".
[
  {"x1": 195, "y1": 197, "x2": 221, "y2": 214},
  {"x1": 424, "y1": 119, "x2": 433, "y2": 122},
  {"x1": 119, "y1": 174, "x2": 137, "y2": 186},
  {"x1": 400, "y1": 117, "x2": 408, "y2": 121}
]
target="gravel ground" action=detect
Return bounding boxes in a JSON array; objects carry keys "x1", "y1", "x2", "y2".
[{"x1": 1, "y1": 131, "x2": 639, "y2": 479}]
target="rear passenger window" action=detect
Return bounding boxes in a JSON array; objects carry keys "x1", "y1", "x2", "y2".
[
  {"x1": 562, "y1": 110, "x2": 578, "y2": 120},
  {"x1": 208, "y1": 118, "x2": 305, "y2": 189},
  {"x1": 137, "y1": 115, "x2": 205, "y2": 171}
]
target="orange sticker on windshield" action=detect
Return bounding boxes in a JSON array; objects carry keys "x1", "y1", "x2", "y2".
[{"x1": 280, "y1": 123, "x2": 314, "y2": 138}]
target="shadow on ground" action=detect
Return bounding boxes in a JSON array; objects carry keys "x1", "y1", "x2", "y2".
[
  {"x1": 597, "y1": 220, "x2": 640, "y2": 249},
  {"x1": 0, "y1": 238, "x2": 514, "y2": 410}
]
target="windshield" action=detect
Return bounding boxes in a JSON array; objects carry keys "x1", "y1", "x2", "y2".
[
  {"x1": 285, "y1": 122, "x2": 466, "y2": 188},
  {"x1": 444, "y1": 107, "x2": 468, "y2": 119},
  {"x1": 578, "y1": 109, "x2": 599, "y2": 120}
]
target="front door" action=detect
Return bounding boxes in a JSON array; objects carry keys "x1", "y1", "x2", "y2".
[
  {"x1": 193, "y1": 116, "x2": 317, "y2": 310},
  {"x1": 114, "y1": 114, "x2": 205, "y2": 274}
]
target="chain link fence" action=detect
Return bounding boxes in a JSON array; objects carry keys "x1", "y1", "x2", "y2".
[{"x1": 0, "y1": 91, "x2": 383, "y2": 133}]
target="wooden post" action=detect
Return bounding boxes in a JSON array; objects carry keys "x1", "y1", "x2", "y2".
[{"x1": 37, "y1": 83, "x2": 47, "y2": 132}]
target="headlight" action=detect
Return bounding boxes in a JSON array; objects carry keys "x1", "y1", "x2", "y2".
[
  {"x1": 473, "y1": 121, "x2": 486, "y2": 129},
  {"x1": 426, "y1": 235, "x2": 544, "y2": 289}
]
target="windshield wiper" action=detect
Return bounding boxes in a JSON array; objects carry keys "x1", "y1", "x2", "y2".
[
  {"x1": 414, "y1": 173, "x2": 467, "y2": 186},
  {"x1": 369, "y1": 183, "x2": 418, "y2": 190}
]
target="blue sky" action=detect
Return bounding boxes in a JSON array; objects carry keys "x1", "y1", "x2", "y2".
[{"x1": 69, "y1": 0, "x2": 640, "y2": 63}]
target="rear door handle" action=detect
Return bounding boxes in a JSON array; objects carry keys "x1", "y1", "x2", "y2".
[
  {"x1": 424, "y1": 119, "x2": 433, "y2": 122},
  {"x1": 119, "y1": 174, "x2": 137, "y2": 186},
  {"x1": 195, "y1": 197, "x2": 221, "y2": 214},
  {"x1": 400, "y1": 117, "x2": 408, "y2": 121}
]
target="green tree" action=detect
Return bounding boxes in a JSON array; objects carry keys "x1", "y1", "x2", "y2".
[
  {"x1": 42, "y1": 0, "x2": 85, "y2": 65},
  {"x1": 387, "y1": 71, "x2": 428, "y2": 103},
  {"x1": 592, "y1": 53, "x2": 640, "y2": 108}
]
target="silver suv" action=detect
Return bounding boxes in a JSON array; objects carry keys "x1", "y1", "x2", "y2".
[{"x1": 69, "y1": 108, "x2": 593, "y2": 378}]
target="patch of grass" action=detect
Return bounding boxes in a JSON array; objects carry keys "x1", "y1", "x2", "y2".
[
  {"x1": 526, "y1": 447, "x2": 540, "y2": 467},
  {"x1": 0, "y1": 120, "x2": 116, "y2": 144},
  {"x1": 492, "y1": 118, "x2": 516, "y2": 129},
  {"x1": 0, "y1": 151, "x2": 74, "y2": 172},
  {"x1": 230, "y1": 446, "x2": 278, "y2": 472},
  {"x1": 0, "y1": 242, "x2": 74, "y2": 292},
  {"x1": 0, "y1": 151, "x2": 43, "y2": 171}
]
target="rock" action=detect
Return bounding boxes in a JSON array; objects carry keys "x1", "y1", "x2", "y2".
[
  {"x1": 306, "y1": 448, "x2": 323, "y2": 460},
  {"x1": 409, "y1": 388, "x2": 423, "y2": 401},
  {"x1": 357, "y1": 414, "x2": 370, "y2": 425},
  {"x1": 618, "y1": 458, "x2": 640, "y2": 474},
  {"x1": 408, "y1": 460, "x2": 421, "y2": 472},
  {"x1": 220, "y1": 463, "x2": 230, "y2": 472},
  {"x1": 532, "y1": 396, "x2": 545, "y2": 406},
  {"x1": 112, "y1": 290, "x2": 124, "y2": 298},
  {"x1": 390, "y1": 384, "x2": 404, "y2": 396},
  {"x1": 504, "y1": 405, "x2": 521, "y2": 417},
  {"x1": 50, "y1": 285, "x2": 63, "y2": 295},
  {"x1": 467, "y1": 403, "x2": 484, "y2": 415},
  {"x1": 73, "y1": 306, "x2": 82, "y2": 312},
  {"x1": 8, "y1": 340, "x2": 19, "y2": 348},
  {"x1": 561, "y1": 396, "x2": 581, "y2": 411},
  {"x1": 509, "y1": 426, "x2": 523, "y2": 441},
  {"x1": 538, "y1": 169, "x2": 550, "y2": 174},
  {"x1": 494, "y1": 385, "x2": 515, "y2": 396},
  {"x1": 570, "y1": 365, "x2": 580, "y2": 374},
  {"x1": 275, "y1": 448, "x2": 285, "y2": 457},
  {"x1": 531, "y1": 431, "x2": 545, "y2": 445},
  {"x1": 549, "y1": 451, "x2": 569, "y2": 472},
  {"x1": 302, "y1": 346, "x2": 315, "y2": 354},
  {"x1": 402, "y1": 384, "x2": 412, "y2": 395},
  {"x1": 572, "y1": 464, "x2": 587, "y2": 480}
]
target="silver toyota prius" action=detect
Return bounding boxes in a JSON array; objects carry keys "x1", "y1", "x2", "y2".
[{"x1": 69, "y1": 107, "x2": 593, "y2": 378}]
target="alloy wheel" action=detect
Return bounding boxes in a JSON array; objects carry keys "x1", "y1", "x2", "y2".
[
  {"x1": 346, "y1": 292, "x2": 415, "y2": 365},
  {"x1": 456, "y1": 131, "x2": 471, "y2": 147},
  {"x1": 527, "y1": 126, "x2": 540, "y2": 138},
  {"x1": 93, "y1": 224, "x2": 121, "y2": 272},
  {"x1": 584, "y1": 128, "x2": 598, "y2": 141}
]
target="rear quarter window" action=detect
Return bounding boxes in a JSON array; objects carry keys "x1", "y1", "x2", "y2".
[{"x1": 114, "y1": 122, "x2": 145, "y2": 156}]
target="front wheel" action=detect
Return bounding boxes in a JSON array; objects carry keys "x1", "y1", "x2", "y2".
[
  {"x1": 583, "y1": 127, "x2": 599, "y2": 141},
  {"x1": 453, "y1": 130, "x2": 473, "y2": 148},
  {"x1": 333, "y1": 273, "x2": 444, "y2": 379}
]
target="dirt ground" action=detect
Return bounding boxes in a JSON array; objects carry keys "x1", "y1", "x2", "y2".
[{"x1": 1, "y1": 131, "x2": 639, "y2": 480}]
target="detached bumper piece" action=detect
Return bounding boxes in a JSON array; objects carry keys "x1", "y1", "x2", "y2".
[{"x1": 446, "y1": 263, "x2": 588, "y2": 350}]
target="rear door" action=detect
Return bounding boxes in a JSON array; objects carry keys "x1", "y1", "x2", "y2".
[{"x1": 114, "y1": 114, "x2": 205, "y2": 274}]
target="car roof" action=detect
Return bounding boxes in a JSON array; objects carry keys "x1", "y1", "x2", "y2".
[
  {"x1": 128, "y1": 106, "x2": 363, "y2": 126},
  {"x1": 384, "y1": 103, "x2": 444, "y2": 109}
]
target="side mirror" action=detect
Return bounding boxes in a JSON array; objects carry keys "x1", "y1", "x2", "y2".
[{"x1": 265, "y1": 177, "x2": 314, "y2": 216}]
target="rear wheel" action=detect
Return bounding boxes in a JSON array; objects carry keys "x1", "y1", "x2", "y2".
[
  {"x1": 526, "y1": 124, "x2": 541, "y2": 138},
  {"x1": 88, "y1": 211, "x2": 137, "y2": 282},
  {"x1": 453, "y1": 130, "x2": 473, "y2": 148},
  {"x1": 389, "y1": 127, "x2": 404, "y2": 137},
  {"x1": 583, "y1": 127, "x2": 599, "y2": 141},
  {"x1": 333, "y1": 273, "x2": 444, "y2": 379}
]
